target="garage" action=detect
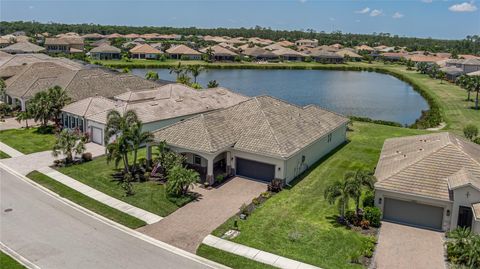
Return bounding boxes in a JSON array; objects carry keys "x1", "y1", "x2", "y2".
[
  {"x1": 236, "y1": 158, "x2": 275, "y2": 182},
  {"x1": 91, "y1": 127, "x2": 103, "y2": 145},
  {"x1": 383, "y1": 198, "x2": 444, "y2": 230}
]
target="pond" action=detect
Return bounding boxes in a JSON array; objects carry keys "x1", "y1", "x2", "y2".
[{"x1": 131, "y1": 68, "x2": 429, "y2": 126}]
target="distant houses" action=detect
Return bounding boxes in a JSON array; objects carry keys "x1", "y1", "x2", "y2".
[
  {"x1": 166, "y1": 44, "x2": 202, "y2": 60},
  {"x1": 90, "y1": 44, "x2": 122, "y2": 60},
  {"x1": 129, "y1": 44, "x2": 162, "y2": 59},
  {"x1": 44, "y1": 37, "x2": 84, "y2": 54},
  {"x1": 200, "y1": 45, "x2": 237, "y2": 61},
  {"x1": 0, "y1": 41, "x2": 45, "y2": 54},
  {"x1": 295, "y1": 39, "x2": 318, "y2": 47}
]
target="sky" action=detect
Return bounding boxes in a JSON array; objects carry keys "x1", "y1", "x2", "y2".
[{"x1": 1, "y1": 0, "x2": 479, "y2": 40}]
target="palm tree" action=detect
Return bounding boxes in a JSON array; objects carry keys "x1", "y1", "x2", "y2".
[
  {"x1": 166, "y1": 165, "x2": 199, "y2": 196},
  {"x1": 47, "y1": 86, "x2": 71, "y2": 127},
  {"x1": 470, "y1": 75, "x2": 480, "y2": 110},
  {"x1": 129, "y1": 122, "x2": 153, "y2": 172},
  {"x1": 15, "y1": 110, "x2": 30, "y2": 128},
  {"x1": 344, "y1": 170, "x2": 376, "y2": 214},
  {"x1": 104, "y1": 110, "x2": 139, "y2": 174},
  {"x1": 28, "y1": 91, "x2": 52, "y2": 127},
  {"x1": 177, "y1": 73, "x2": 192, "y2": 86},
  {"x1": 324, "y1": 179, "x2": 352, "y2": 219},
  {"x1": 52, "y1": 129, "x2": 86, "y2": 163},
  {"x1": 456, "y1": 75, "x2": 472, "y2": 101},
  {"x1": 145, "y1": 71, "x2": 159, "y2": 81},
  {"x1": 0, "y1": 78, "x2": 5, "y2": 101},
  {"x1": 187, "y1": 65, "x2": 205, "y2": 83},
  {"x1": 207, "y1": 80, "x2": 219, "y2": 88},
  {"x1": 169, "y1": 62, "x2": 184, "y2": 79}
]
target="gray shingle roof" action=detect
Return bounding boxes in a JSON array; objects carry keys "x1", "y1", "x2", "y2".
[
  {"x1": 375, "y1": 133, "x2": 480, "y2": 201},
  {"x1": 153, "y1": 96, "x2": 349, "y2": 158}
]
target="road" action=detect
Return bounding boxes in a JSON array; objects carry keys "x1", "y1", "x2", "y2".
[{"x1": 0, "y1": 165, "x2": 226, "y2": 269}]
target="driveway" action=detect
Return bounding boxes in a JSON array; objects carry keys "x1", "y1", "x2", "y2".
[
  {"x1": 138, "y1": 177, "x2": 267, "y2": 253},
  {"x1": 374, "y1": 221, "x2": 446, "y2": 269}
]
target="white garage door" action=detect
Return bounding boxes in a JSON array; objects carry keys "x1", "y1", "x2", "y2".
[
  {"x1": 383, "y1": 198, "x2": 444, "y2": 230},
  {"x1": 91, "y1": 127, "x2": 103, "y2": 145}
]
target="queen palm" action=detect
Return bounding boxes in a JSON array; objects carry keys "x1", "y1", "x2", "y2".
[
  {"x1": 324, "y1": 178, "x2": 353, "y2": 219},
  {"x1": 15, "y1": 110, "x2": 31, "y2": 128},
  {"x1": 129, "y1": 122, "x2": 153, "y2": 173},
  {"x1": 456, "y1": 75, "x2": 472, "y2": 101},
  {"x1": 469, "y1": 75, "x2": 480, "y2": 110},
  {"x1": 48, "y1": 86, "x2": 71, "y2": 126},
  {"x1": 169, "y1": 62, "x2": 184, "y2": 79},
  {"x1": 52, "y1": 129, "x2": 86, "y2": 163},
  {"x1": 187, "y1": 65, "x2": 205, "y2": 83},
  {"x1": 145, "y1": 71, "x2": 159, "y2": 81},
  {"x1": 344, "y1": 169, "x2": 376, "y2": 215}
]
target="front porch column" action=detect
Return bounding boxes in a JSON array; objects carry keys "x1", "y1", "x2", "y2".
[
  {"x1": 206, "y1": 156, "x2": 214, "y2": 185},
  {"x1": 20, "y1": 98, "x2": 26, "y2": 111},
  {"x1": 226, "y1": 151, "x2": 232, "y2": 176},
  {"x1": 146, "y1": 143, "x2": 152, "y2": 167}
]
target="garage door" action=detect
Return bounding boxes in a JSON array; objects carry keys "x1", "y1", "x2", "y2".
[
  {"x1": 236, "y1": 158, "x2": 275, "y2": 182},
  {"x1": 383, "y1": 198, "x2": 443, "y2": 230},
  {"x1": 91, "y1": 127, "x2": 103, "y2": 145}
]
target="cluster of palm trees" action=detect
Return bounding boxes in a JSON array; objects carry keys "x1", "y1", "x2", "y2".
[
  {"x1": 456, "y1": 75, "x2": 480, "y2": 110},
  {"x1": 104, "y1": 110, "x2": 153, "y2": 195},
  {"x1": 324, "y1": 169, "x2": 376, "y2": 221},
  {"x1": 416, "y1": 62, "x2": 447, "y2": 82},
  {"x1": 168, "y1": 63, "x2": 219, "y2": 89},
  {"x1": 445, "y1": 227, "x2": 480, "y2": 268}
]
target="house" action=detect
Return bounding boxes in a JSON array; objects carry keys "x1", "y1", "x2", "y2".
[
  {"x1": 271, "y1": 47, "x2": 306, "y2": 61},
  {"x1": 130, "y1": 44, "x2": 163, "y2": 59},
  {"x1": 0, "y1": 42, "x2": 45, "y2": 54},
  {"x1": 166, "y1": 45, "x2": 202, "y2": 60},
  {"x1": 242, "y1": 46, "x2": 278, "y2": 61},
  {"x1": 355, "y1": 45, "x2": 374, "y2": 52},
  {"x1": 90, "y1": 39, "x2": 111, "y2": 47},
  {"x1": 381, "y1": 52, "x2": 408, "y2": 61},
  {"x1": 335, "y1": 49, "x2": 362, "y2": 61},
  {"x1": 199, "y1": 45, "x2": 237, "y2": 61},
  {"x1": 446, "y1": 59, "x2": 480, "y2": 74},
  {"x1": 277, "y1": 40, "x2": 294, "y2": 47},
  {"x1": 307, "y1": 49, "x2": 344, "y2": 63},
  {"x1": 405, "y1": 55, "x2": 446, "y2": 64},
  {"x1": 82, "y1": 33, "x2": 105, "y2": 40},
  {"x1": 148, "y1": 95, "x2": 349, "y2": 184},
  {"x1": 62, "y1": 84, "x2": 248, "y2": 145},
  {"x1": 0, "y1": 37, "x2": 14, "y2": 48},
  {"x1": 124, "y1": 33, "x2": 141, "y2": 40},
  {"x1": 440, "y1": 66, "x2": 464, "y2": 81},
  {"x1": 374, "y1": 133, "x2": 480, "y2": 233},
  {"x1": 44, "y1": 37, "x2": 84, "y2": 54},
  {"x1": 105, "y1": 33, "x2": 124, "y2": 39},
  {"x1": 90, "y1": 44, "x2": 121, "y2": 60},
  {"x1": 295, "y1": 39, "x2": 318, "y2": 48}
]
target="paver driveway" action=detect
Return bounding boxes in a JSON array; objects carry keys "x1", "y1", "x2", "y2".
[
  {"x1": 138, "y1": 177, "x2": 267, "y2": 253},
  {"x1": 374, "y1": 221, "x2": 446, "y2": 269}
]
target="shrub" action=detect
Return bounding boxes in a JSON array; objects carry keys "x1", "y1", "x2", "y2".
[
  {"x1": 360, "y1": 219, "x2": 370, "y2": 229},
  {"x1": 239, "y1": 203, "x2": 249, "y2": 216},
  {"x1": 260, "y1": 191, "x2": 272, "y2": 199},
  {"x1": 463, "y1": 124, "x2": 479, "y2": 141},
  {"x1": 345, "y1": 210, "x2": 357, "y2": 225},
  {"x1": 363, "y1": 191, "x2": 375, "y2": 207},
  {"x1": 180, "y1": 55, "x2": 190, "y2": 61},
  {"x1": 81, "y1": 152, "x2": 93, "y2": 162},
  {"x1": 252, "y1": 197, "x2": 261, "y2": 206},
  {"x1": 267, "y1": 178, "x2": 283, "y2": 193},
  {"x1": 446, "y1": 228, "x2": 480, "y2": 268},
  {"x1": 215, "y1": 174, "x2": 225, "y2": 183},
  {"x1": 363, "y1": 207, "x2": 382, "y2": 227},
  {"x1": 474, "y1": 137, "x2": 480, "y2": 145}
]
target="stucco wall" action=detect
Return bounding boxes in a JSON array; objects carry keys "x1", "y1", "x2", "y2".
[
  {"x1": 375, "y1": 189, "x2": 453, "y2": 231},
  {"x1": 284, "y1": 124, "x2": 347, "y2": 183},
  {"x1": 450, "y1": 186, "x2": 480, "y2": 230}
]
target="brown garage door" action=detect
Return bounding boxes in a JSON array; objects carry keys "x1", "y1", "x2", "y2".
[{"x1": 383, "y1": 198, "x2": 444, "y2": 230}]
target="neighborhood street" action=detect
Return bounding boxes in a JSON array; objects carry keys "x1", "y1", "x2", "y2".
[{"x1": 0, "y1": 165, "x2": 226, "y2": 269}]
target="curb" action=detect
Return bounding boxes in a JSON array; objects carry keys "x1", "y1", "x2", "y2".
[
  {"x1": 0, "y1": 163, "x2": 230, "y2": 269},
  {"x1": 0, "y1": 242, "x2": 41, "y2": 269}
]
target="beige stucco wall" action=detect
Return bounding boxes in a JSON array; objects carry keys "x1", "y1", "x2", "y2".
[
  {"x1": 450, "y1": 186, "x2": 480, "y2": 230},
  {"x1": 375, "y1": 189, "x2": 453, "y2": 231}
]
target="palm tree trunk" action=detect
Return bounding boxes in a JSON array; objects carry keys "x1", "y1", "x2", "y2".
[
  {"x1": 356, "y1": 196, "x2": 360, "y2": 215},
  {"x1": 468, "y1": 91, "x2": 471, "y2": 101},
  {"x1": 123, "y1": 153, "x2": 130, "y2": 174},
  {"x1": 475, "y1": 90, "x2": 479, "y2": 110},
  {"x1": 132, "y1": 147, "x2": 138, "y2": 173}
]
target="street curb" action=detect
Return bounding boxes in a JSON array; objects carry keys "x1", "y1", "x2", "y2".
[
  {"x1": 0, "y1": 242, "x2": 41, "y2": 269},
  {"x1": 0, "y1": 163, "x2": 230, "y2": 269}
]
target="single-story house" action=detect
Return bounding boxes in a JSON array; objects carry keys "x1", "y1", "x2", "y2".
[
  {"x1": 336, "y1": 49, "x2": 362, "y2": 61},
  {"x1": 62, "y1": 84, "x2": 248, "y2": 145},
  {"x1": 105, "y1": 33, "x2": 124, "y2": 39},
  {"x1": 446, "y1": 59, "x2": 480, "y2": 74},
  {"x1": 374, "y1": 133, "x2": 480, "y2": 233},
  {"x1": 381, "y1": 52, "x2": 407, "y2": 62},
  {"x1": 148, "y1": 95, "x2": 349, "y2": 184},
  {"x1": 272, "y1": 47, "x2": 306, "y2": 61},
  {"x1": 90, "y1": 44, "x2": 121, "y2": 60},
  {"x1": 166, "y1": 45, "x2": 202, "y2": 60},
  {"x1": 130, "y1": 44, "x2": 163, "y2": 59},
  {"x1": 44, "y1": 37, "x2": 84, "y2": 54},
  {"x1": 295, "y1": 39, "x2": 318, "y2": 48},
  {"x1": 0, "y1": 37, "x2": 14, "y2": 48},
  {"x1": 200, "y1": 45, "x2": 237, "y2": 61},
  {"x1": 242, "y1": 46, "x2": 278, "y2": 61},
  {"x1": 81, "y1": 33, "x2": 105, "y2": 40},
  {"x1": 90, "y1": 39, "x2": 111, "y2": 47},
  {"x1": 440, "y1": 66, "x2": 465, "y2": 81},
  {"x1": 355, "y1": 45, "x2": 374, "y2": 52},
  {"x1": 0, "y1": 42, "x2": 45, "y2": 54},
  {"x1": 124, "y1": 33, "x2": 141, "y2": 40},
  {"x1": 308, "y1": 49, "x2": 344, "y2": 64}
]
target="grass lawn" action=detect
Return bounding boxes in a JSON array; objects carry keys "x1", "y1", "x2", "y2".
[
  {"x1": 0, "y1": 251, "x2": 25, "y2": 269},
  {"x1": 58, "y1": 148, "x2": 190, "y2": 217},
  {"x1": 26, "y1": 171, "x2": 146, "y2": 228},
  {"x1": 197, "y1": 244, "x2": 276, "y2": 269},
  {"x1": 0, "y1": 127, "x2": 56, "y2": 154},
  {"x1": 0, "y1": 150, "x2": 10, "y2": 159},
  {"x1": 201, "y1": 122, "x2": 428, "y2": 269}
]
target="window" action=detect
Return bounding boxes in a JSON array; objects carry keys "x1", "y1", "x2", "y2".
[
  {"x1": 327, "y1": 133, "x2": 332, "y2": 143},
  {"x1": 193, "y1": 155, "x2": 202, "y2": 165}
]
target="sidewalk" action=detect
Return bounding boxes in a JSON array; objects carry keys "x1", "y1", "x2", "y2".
[
  {"x1": 37, "y1": 166, "x2": 163, "y2": 225},
  {"x1": 0, "y1": 141, "x2": 24, "y2": 158},
  {"x1": 203, "y1": 235, "x2": 321, "y2": 269}
]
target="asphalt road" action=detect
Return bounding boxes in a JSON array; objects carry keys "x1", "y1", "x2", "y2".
[{"x1": 0, "y1": 166, "x2": 225, "y2": 269}]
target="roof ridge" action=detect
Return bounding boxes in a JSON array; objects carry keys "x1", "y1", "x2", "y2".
[
  {"x1": 254, "y1": 97, "x2": 287, "y2": 157},
  {"x1": 82, "y1": 97, "x2": 95, "y2": 117},
  {"x1": 450, "y1": 134, "x2": 480, "y2": 169},
  {"x1": 200, "y1": 114, "x2": 216, "y2": 152}
]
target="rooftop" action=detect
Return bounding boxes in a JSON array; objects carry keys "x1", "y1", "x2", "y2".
[
  {"x1": 166, "y1": 44, "x2": 201, "y2": 55},
  {"x1": 0, "y1": 42, "x2": 45, "y2": 54}
]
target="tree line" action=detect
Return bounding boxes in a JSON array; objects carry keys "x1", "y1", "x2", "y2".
[{"x1": 1, "y1": 21, "x2": 479, "y2": 54}]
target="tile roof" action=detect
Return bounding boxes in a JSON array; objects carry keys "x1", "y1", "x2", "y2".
[
  {"x1": 375, "y1": 133, "x2": 480, "y2": 201},
  {"x1": 62, "y1": 96, "x2": 118, "y2": 117},
  {"x1": 447, "y1": 58, "x2": 480, "y2": 66},
  {"x1": 271, "y1": 47, "x2": 306, "y2": 57},
  {"x1": 87, "y1": 84, "x2": 248, "y2": 124},
  {"x1": 0, "y1": 42, "x2": 45, "y2": 54},
  {"x1": 45, "y1": 37, "x2": 84, "y2": 45},
  {"x1": 200, "y1": 45, "x2": 237, "y2": 56},
  {"x1": 153, "y1": 96, "x2": 349, "y2": 158},
  {"x1": 90, "y1": 44, "x2": 121, "y2": 53},
  {"x1": 242, "y1": 47, "x2": 277, "y2": 58},
  {"x1": 129, "y1": 44, "x2": 162, "y2": 54},
  {"x1": 447, "y1": 168, "x2": 480, "y2": 191},
  {"x1": 166, "y1": 44, "x2": 201, "y2": 55},
  {"x1": 336, "y1": 49, "x2": 362, "y2": 58}
]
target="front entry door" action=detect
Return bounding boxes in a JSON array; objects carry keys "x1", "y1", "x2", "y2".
[{"x1": 457, "y1": 206, "x2": 473, "y2": 228}]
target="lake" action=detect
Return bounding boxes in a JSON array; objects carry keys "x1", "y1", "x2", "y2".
[{"x1": 131, "y1": 68, "x2": 429, "y2": 125}]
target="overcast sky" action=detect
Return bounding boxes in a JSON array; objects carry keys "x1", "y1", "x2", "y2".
[{"x1": 1, "y1": 0, "x2": 479, "y2": 40}]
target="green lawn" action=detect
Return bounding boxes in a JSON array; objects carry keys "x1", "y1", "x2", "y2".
[
  {"x1": 0, "y1": 128, "x2": 56, "y2": 154},
  {"x1": 200, "y1": 122, "x2": 427, "y2": 269},
  {"x1": 197, "y1": 244, "x2": 276, "y2": 269},
  {"x1": 58, "y1": 148, "x2": 189, "y2": 217},
  {"x1": 0, "y1": 251, "x2": 25, "y2": 269},
  {"x1": 26, "y1": 171, "x2": 146, "y2": 228},
  {"x1": 0, "y1": 150, "x2": 10, "y2": 159}
]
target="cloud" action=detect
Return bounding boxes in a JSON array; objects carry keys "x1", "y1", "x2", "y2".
[
  {"x1": 449, "y1": 2, "x2": 477, "y2": 12},
  {"x1": 355, "y1": 7, "x2": 370, "y2": 14},
  {"x1": 392, "y1": 12, "x2": 404, "y2": 18},
  {"x1": 370, "y1": 9, "x2": 383, "y2": 16}
]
